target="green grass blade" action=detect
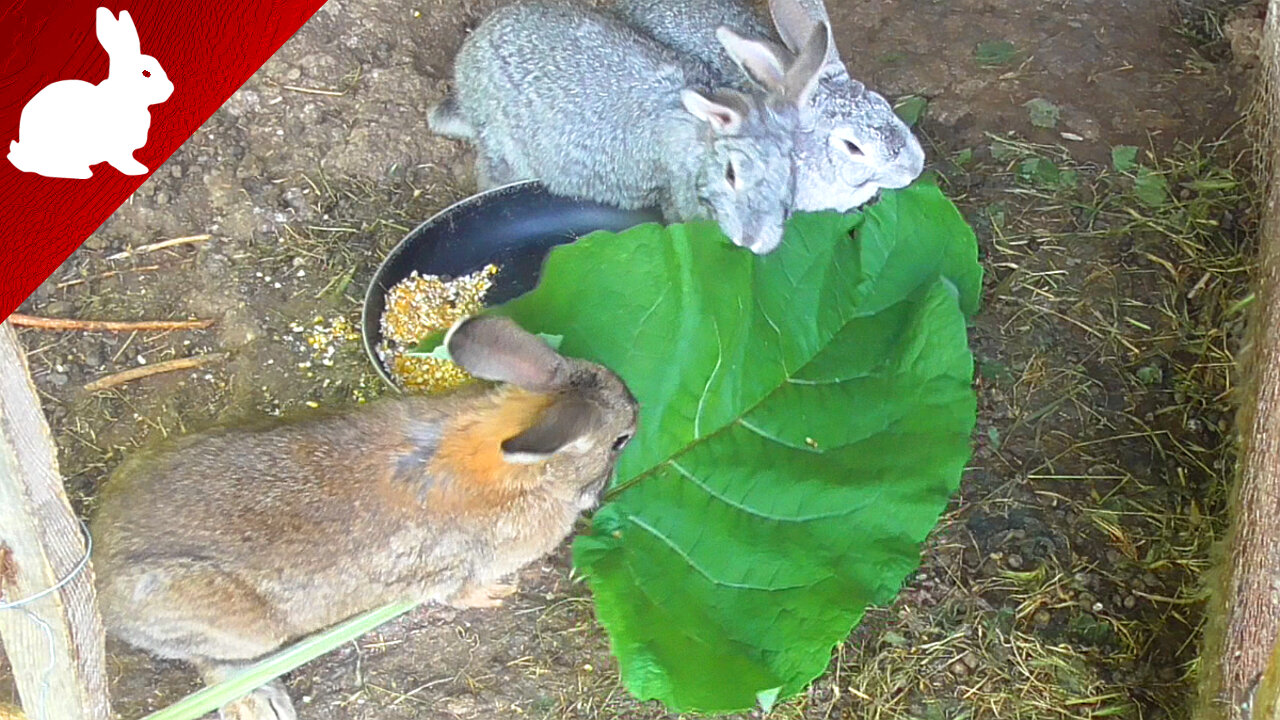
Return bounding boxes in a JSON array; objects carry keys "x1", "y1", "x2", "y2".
[{"x1": 139, "y1": 601, "x2": 418, "y2": 720}]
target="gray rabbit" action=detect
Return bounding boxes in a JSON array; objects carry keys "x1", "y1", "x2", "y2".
[
  {"x1": 429, "y1": 1, "x2": 829, "y2": 255},
  {"x1": 613, "y1": 0, "x2": 925, "y2": 211},
  {"x1": 92, "y1": 316, "x2": 639, "y2": 720}
]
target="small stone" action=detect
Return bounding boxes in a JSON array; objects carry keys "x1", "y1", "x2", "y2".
[
  {"x1": 154, "y1": 191, "x2": 170, "y2": 205},
  {"x1": 1225, "y1": 16, "x2": 1263, "y2": 68},
  {"x1": 286, "y1": 66, "x2": 302, "y2": 81},
  {"x1": 1034, "y1": 610, "x2": 1052, "y2": 626},
  {"x1": 1006, "y1": 554, "x2": 1023, "y2": 570},
  {"x1": 44, "y1": 301, "x2": 73, "y2": 316},
  {"x1": 1123, "y1": 595, "x2": 1137, "y2": 610},
  {"x1": 48, "y1": 372, "x2": 68, "y2": 387},
  {"x1": 444, "y1": 696, "x2": 477, "y2": 715},
  {"x1": 170, "y1": 164, "x2": 184, "y2": 178}
]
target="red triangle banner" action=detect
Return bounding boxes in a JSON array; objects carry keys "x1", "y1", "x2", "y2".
[{"x1": 0, "y1": 0, "x2": 330, "y2": 318}]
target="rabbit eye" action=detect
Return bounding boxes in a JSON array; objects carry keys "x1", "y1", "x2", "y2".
[
  {"x1": 142, "y1": 70, "x2": 151, "y2": 78},
  {"x1": 724, "y1": 161, "x2": 737, "y2": 188},
  {"x1": 611, "y1": 433, "x2": 632, "y2": 452},
  {"x1": 842, "y1": 139, "x2": 865, "y2": 158}
]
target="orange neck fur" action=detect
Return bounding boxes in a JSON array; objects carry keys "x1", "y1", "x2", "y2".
[{"x1": 428, "y1": 389, "x2": 554, "y2": 508}]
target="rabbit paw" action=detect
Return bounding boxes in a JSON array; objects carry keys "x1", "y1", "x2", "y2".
[
  {"x1": 449, "y1": 579, "x2": 518, "y2": 609},
  {"x1": 108, "y1": 155, "x2": 149, "y2": 175},
  {"x1": 218, "y1": 680, "x2": 296, "y2": 720}
]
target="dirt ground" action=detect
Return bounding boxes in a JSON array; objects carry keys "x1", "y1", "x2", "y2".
[{"x1": 0, "y1": 0, "x2": 1265, "y2": 717}]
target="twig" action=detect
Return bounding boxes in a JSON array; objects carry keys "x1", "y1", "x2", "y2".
[
  {"x1": 56, "y1": 264, "x2": 163, "y2": 289},
  {"x1": 105, "y1": 234, "x2": 212, "y2": 261},
  {"x1": 280, "y1": 84, "x2": 346, "y2": 96},
  {"x1": 8, "y1": 314, "x2": 214, "y2": 332},
  {"x1": 84, "y1": 353, "x2": 227, "y2": 392}
]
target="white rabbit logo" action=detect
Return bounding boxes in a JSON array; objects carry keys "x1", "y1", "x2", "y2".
[{"x1": 7, "y1": 7, "x2": 174, "y2": 179}]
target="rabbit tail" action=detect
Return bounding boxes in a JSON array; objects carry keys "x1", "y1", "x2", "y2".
[
  {"x1": 428, "y1": 92, "x2": 475, "y2": 140},
  {"x1": 7, "y1": 140, "x2": 32, "y2": 173}
]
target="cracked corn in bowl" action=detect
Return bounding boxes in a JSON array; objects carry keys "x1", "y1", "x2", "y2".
[{"x1": 377, "y1": 264, "x2": 499, "y2": 392}]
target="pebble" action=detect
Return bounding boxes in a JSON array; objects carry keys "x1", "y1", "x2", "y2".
[{"x1": 48, "y1": 372, "x2": 68, "y2": 387}]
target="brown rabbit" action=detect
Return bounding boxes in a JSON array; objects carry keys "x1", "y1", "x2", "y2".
[{"x1": 90, "y1": 315, "x2": 639, "y2": 720}]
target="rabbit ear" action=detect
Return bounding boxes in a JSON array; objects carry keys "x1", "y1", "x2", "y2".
[
  {"x1": 768, "y1": 0, "x2": 840, "y2": 69},
  {"x1": 500, "y1": 397, "x2": 600, "y2": 464},
  {"x1": 681, "y1": 89, "x2": 746, "y2": 134},
  {"x1": 445, "y1": 315, "x2": 567, "y2": 392},
  {"x1": 95, "y1": 8, "x2": 115, "y2": 49},
  {"x1": 715, "y1": 26, "x2": 789, "y2": 95},
  {"x1": 97, "y1": 8, "x2": 140, "y2": 57},
  {"x1": 782, "y1": 23, "x2": 828, "y2": 107}
]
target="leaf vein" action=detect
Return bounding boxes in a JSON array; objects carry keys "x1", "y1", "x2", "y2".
[
  {"x1": 669, "y1": 461, "x2": 860, "y2": 522},
  {"x1": 626, "y1": 515, "x2": 812, "y2": 591},
  {"x1": 635, "y1": 284, "x2": 670, "y2": 330},
  {"x1": 755, "y1": 297, "x2": 789, "y2": 376},
  {"x1": 736, "y1": 418, "x2": 822, "y2": 454},
  {"x1": 694, "y1": 319, "x2": 724, "y2": 439}
]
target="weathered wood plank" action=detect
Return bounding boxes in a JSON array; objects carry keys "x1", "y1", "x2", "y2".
[
  {"x1": 1196, "y1": 3, "x2": 1280, "y2": 718},
  {"x1": 0, "y1": 321, "x2": 108, "y2": 720}
]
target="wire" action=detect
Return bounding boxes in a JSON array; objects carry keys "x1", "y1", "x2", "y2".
[
  {"x1": 0, "y1": 520, "x2": 93, "y2": 720},
  {"x1": 0, "y1": 520, "x2": 93, "y2": 611}
]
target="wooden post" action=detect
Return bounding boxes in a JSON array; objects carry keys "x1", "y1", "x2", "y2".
[
  {"x1": 1195, "y1": 3, "x2": 1280, "y2": 719},
  {"x1": 1253, "y1": 629, "x2": 1280, "y2": 720},
  {"x1": 0, "y1": 321, "x2": 109, "y2": 720}
]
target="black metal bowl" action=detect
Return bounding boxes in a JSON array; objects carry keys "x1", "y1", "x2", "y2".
[{"x1": 362, "y1": 181, "x2": 663, "y2": 388}]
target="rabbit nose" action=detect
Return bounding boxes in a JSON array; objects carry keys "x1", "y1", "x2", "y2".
[
  {"x1": 743, "y1": 226, "x2": 784, "y2": 255},
  {"x1": 897, "y1": 136, "x2": 926, "y2": 178}
]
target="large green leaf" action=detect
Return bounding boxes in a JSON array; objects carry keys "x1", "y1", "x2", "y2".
[{"x1": 494, "y1": 183, "x2": 981, "y2": 712}]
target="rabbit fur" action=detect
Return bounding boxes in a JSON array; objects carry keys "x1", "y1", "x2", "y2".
[
  {"x1": 91, "y1": 316, "x2": 639, "y2": 720},
  {"x1": 612, "y1": 0, "x2": 925, "y2": 211},
  {"x1": 7, "y1": 8, "x2": 172, "y2": 179},
  {"x1": 429, "y1": 1, "x2": 829, "y2": 255}
]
